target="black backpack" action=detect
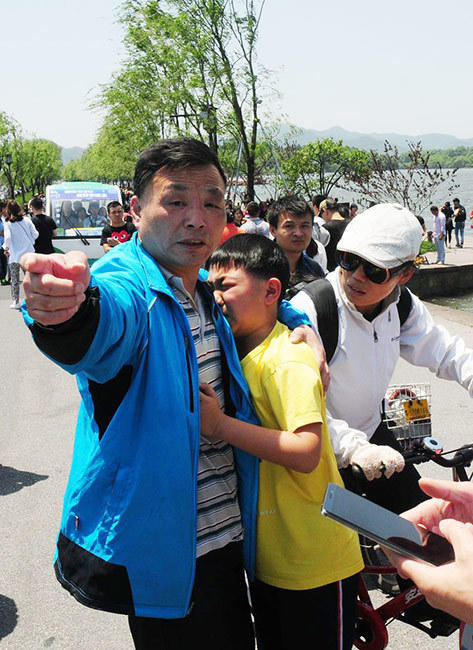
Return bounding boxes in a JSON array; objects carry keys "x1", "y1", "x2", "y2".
[{"x1": 300, "y1": 279, "x2": 412, "y2": 363}]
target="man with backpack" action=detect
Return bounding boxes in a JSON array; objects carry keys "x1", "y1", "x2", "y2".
[{"x1": 290, "y1": 203, "x2": 473, "y2": 514}]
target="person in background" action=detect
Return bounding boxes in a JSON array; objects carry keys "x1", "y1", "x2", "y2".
[
  {"x1": 267, "y1": 195, "x2": 324, "y2": 298},
  {"x1": 219, "y1": 207, "x2": 242, "y2": 244},
  {"x1": 3, "y1": 200, "x2": 38, "y2": 309},
  {"x1": 233, "y1": 206, "x2": 245, "y2": 227},
  {"x1": 319, "y1": 198, "x2": 347, "y2": 272},
  {"x1": 430, "y1": 205, "x2": 446, "y2": 265},
  {"x1": 86, "y1": 201, "x2": 108, "y2": 227},
  {"x1": 0, "y1": 200, "x2": 9, "y2": 285},
  {"x1": 100, "y1": 201, "x2": 136, "y2": 253},
  {"x1": 30, "y1": 197, "x2": 57, "y2": 255},
  {"x1": 453, "y1": 197, "x2": 467, "y2": 248},
  {"x1": 349, "y1": 203, "x2": 358, "y2": 219},
  {"x1": 240, "y1": 201, "x2": 270, "y2": 237},
  {"x1": 311, "y1": 195, "x2": 327, "y2": 224},
  {"x1": 441, "y1": 202, "x2": 454, "y2": 248},
  {"x1": 75, "y1": 206, "x2": 88, "y2": 226},
  {"x1": 59, "y1": 200, "x2": 78, "y2": 228}
]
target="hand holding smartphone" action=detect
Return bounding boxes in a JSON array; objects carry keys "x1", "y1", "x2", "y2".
[{"x1": 321, "y1": 483, "x2": 454, "y2": 566}]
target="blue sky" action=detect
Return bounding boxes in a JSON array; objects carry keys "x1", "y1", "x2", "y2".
[{"x1": 3, "y1": 0, "x2": 473, "y2": 148}]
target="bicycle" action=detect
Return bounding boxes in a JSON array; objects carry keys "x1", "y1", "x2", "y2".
[{"x1": 352, "y1": 436, "x2": 473, "y2": 649}]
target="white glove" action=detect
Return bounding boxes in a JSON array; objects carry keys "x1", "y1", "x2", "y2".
[{"x1": 349, "y1": 443, "x2": 405, "y2": 481}]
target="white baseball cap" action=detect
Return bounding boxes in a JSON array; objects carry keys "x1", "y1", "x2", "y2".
[{"x1": 337, "y1": 203, "x2": 423, "y2": 269}]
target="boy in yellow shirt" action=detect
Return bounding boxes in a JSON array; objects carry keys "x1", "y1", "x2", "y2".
[{"x1": 200, "y1": 234, "x2": 363, "y2": 650}]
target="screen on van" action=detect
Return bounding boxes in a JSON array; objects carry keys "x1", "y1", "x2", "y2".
[{"x1": 50, "y1": 186, "x2": 121, "y2": 230}]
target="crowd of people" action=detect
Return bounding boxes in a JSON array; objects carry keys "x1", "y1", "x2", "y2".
[
  {"x1": 11, "y1": 137, "x2": 473, "y2": 649},
  {"x1": 0, "y1": 196, "x2": 136, "y2": 309}
]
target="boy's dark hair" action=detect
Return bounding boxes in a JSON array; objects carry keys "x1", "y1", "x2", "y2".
[
  {"x1": 133, "y1": 137, "x2": 226, "y2": 199},
  {"x1": 30, "y1": 197, "x2": 44, "y2": 211},
  {"x1": 0, "y1": 200, "x2": 6, "y2": 210},
  {"x1": 209, "y1": 234, "x2": 289, "y2": 304},
  {"x1": 430, "y1": 205, "x2": 438, "y2": 212},
  {"x1": 107, "y1": 200, "x2": 122, "y2": 213},
  {"x1": 267, "y1": 195, "x2": 314, "y2": 229}
]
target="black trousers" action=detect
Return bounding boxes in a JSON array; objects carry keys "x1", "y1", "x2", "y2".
[
  {"x1": 250, "y1": 574, "x2": 359, "y2": 650},
  {"x1": 128, "y1": 542, "x2": 254, "y2": 650},
  {"x1": 0, "y1": 249, "x2": 7, "y2": 281},
  {"x1": 340, "y1": 420, "x2": 429, "y2": 514}
]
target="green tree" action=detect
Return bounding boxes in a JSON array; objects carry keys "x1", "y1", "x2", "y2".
[
  {"x1": 0, "y1": 112, "x2": 24, "y2": 199},
  {"x1": 350, "y1": 140, "x2": 458, "y2": 214},
  {"x1": 22, "y1": 139, "x2": 62, "y2": 196},
  {"x1": 278, "y1": 139, "x2": 372, "y2": 198},
  {"x1": 96, "y1": 0, "x2": 269, "y2": 198}
]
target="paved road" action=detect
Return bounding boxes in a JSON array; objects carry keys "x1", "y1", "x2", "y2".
[{"x1": 1, "y1": 277, "x2": 472, "y2": 649}]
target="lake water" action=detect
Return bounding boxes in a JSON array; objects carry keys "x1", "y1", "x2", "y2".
[{"x1": 251, "y1": 167, "x2": 473, "y2": 231}]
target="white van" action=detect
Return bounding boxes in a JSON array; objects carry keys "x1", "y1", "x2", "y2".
[{"x1": 45, "y1": 181, "x2": 122, "y2": 261}]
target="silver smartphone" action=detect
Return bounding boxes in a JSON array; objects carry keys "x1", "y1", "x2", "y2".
[{"x1": 321, "y1": 483, "x2": 454, "y2": 566}]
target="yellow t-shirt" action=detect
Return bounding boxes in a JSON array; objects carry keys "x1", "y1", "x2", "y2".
[{"x1": 241, "y1": 320, "x2": 363, "y2": 590}]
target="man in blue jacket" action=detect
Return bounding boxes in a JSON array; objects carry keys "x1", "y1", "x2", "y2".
[{"x1": 21, "y1": 138, "x2": 310, "y2": 650}]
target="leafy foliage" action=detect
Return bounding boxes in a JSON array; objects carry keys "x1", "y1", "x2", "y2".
[
  {"x1": 87, "y1": 0, "x2": 269, "y2": 197},
  {"x1": 277, "y1": 139, "x2": 372, "y2": 198},
  {"x1": 349, "y1": 141, "x2": 458, "y2": 214},
  {"x1": 0, "y1": 111, "x2": 62, "y2": 199}
]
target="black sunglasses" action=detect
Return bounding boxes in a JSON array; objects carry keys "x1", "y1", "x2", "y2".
[{"x1": 338, "y1": 252, "x2": 411, "y2": 285}]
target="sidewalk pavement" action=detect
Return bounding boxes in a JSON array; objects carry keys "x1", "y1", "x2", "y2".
[{"x1": 421, "y1": 231, "x2": 473, "y2": 268}]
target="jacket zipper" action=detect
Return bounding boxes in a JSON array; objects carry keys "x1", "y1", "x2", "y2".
[{"x1": 185, "y1": 335, "x2": 194, "y2": 412}]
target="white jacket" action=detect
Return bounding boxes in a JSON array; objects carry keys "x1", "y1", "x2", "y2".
[
  {"x1": 291, "y1": 269, "x2": 473, "y2": 466},
  {"x1": 3, "y1": 217, "x2": 38, "y2": 263}
]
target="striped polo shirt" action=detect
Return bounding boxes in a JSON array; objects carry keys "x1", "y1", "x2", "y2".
[{"x1": 161, "y1": 268, "x2": 244, "y2": 557}]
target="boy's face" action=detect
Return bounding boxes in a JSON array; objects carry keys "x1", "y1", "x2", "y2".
[{"x1": 209, "y1": 264, "x2": 272, "y2": 339}]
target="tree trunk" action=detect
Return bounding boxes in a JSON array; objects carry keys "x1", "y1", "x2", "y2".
[{"x1": 246, "y1": 155, "x2": 255, "y2": 201}]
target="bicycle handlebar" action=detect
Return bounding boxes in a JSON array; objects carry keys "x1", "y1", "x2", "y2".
[
  {"x1": 350, "y1": 440, "x2": 473, "y2": 484},
  {"x1": 402, "y1": 441, "x2": 473, "y2": 468}
]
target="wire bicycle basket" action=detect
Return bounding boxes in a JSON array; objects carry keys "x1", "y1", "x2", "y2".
[{"x1": 382, "y1": 383, "x2": 432, "y2": 450}]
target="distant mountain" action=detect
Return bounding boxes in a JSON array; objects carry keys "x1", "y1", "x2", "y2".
[
  {"x1": 280, "y1": 125, "x2": 473, "y2": 152},
  {"x1": 61, "y1": 146, "x2": 85, "y2": 165}
]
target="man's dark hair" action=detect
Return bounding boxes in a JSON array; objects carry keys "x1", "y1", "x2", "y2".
[
  {"x1": 453, "y1": 198, "x2": 460, "y2": 203},
  {"x1": 246, "y1": 201, "x2": 260, "y2": 217},
  {"x1": 133, "y1": 138, "x2": 226, "y2": 199},
  {"x1": 0, "y1": 200, "x2": 6, "y2": 210},
  {"x1": 107, "y1": 200, "x2": 122, "y2": 213},
  {"x1": 30, "y1": 197, "x2": 44, "y2": 211},
  {"x1": 311, "y1": 194, "x2": 327, "y2": 208},
  {"x1": 350, "y1": 203, "x2": 358, "y2": 210},
  {"x1": 430, "y1": 205, "x2": 438, "y2": 212},
  {"x1": 209, "y1": 234, "x2": 289, "y2": 304},
  {"x1": 267, "y1": 195, "x2": 314, "y2": 229}
]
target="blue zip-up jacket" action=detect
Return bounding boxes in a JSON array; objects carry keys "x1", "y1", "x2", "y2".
[{"x1": 24, "y1": 235, "x2": 308, "y2": 619}]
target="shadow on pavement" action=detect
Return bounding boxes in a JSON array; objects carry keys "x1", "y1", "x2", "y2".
[
  {"x1": 0, "y1": 594, "x2": 18, "y2": 639},
  {"x1": 0, "y1": 465, "x2": 48, "y2": 496}
]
